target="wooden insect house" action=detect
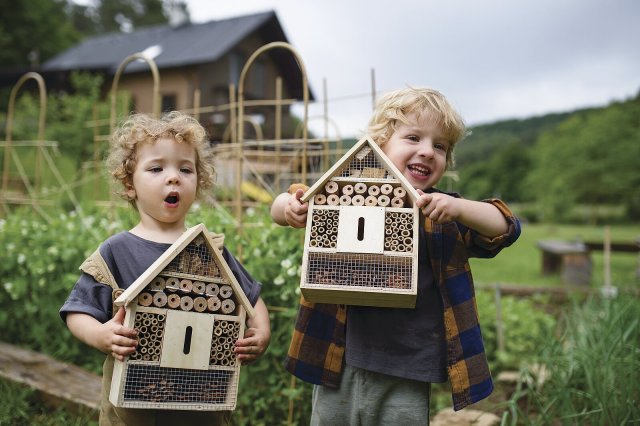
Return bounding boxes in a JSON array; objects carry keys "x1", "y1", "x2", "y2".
[
  {"x1": 300, "y1": 135, "x2": 420, "y2": 308},
  {"x1": 109, "y1": 223, "x2": 255, "y2": 411}
]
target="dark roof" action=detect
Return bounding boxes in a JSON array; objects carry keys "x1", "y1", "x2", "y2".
[
  {"x1": 41, "y1": 10, "x2": 312, "y2": 99},
  {"x1": 44, "y1": 11, "x2": 275, "y2": 73}
]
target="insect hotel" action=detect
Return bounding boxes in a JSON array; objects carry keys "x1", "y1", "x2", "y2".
[
  {"x1": 299, "y1": 135, "x2": 420, "y2": 308},
  {"x1": 109, "y1": 223, "x2": 255, "y2": 411}
]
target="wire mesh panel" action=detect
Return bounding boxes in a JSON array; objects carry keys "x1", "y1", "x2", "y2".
[
  {"x1": 306, "y1": 252, "x2": 413, "y2": 289},
  {"x1": 334, "y1": 146, "x2": 398, "y2": 180},
  {"x1": 121, "y1": 364, "x2": 237, "y2": 410}
]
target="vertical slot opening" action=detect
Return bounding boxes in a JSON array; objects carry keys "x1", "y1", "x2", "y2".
[
  {"x1": 357, "y1": 217, "x2": 365, "y2": 241},
  {"x1": 183, "y1": 326, "x2": 193, "y2": 354}
]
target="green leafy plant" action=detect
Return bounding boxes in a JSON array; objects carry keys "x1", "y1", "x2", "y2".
[{"x1": 502, "y1": 296, "x2": 640, "y2": 425}]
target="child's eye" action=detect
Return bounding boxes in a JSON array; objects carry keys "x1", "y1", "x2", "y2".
[
  {"x1": 180, "y1": 167, "x2": 194, "y2": 174},
  {"x1": 149, "y1": 166, "x2": 162, "y2": 173},
  {"x1": 406, "y1": 135, "x2": 419, "y2": 142},
  {"x1": 434, "y1": 143, "x2": 447, "y2": 151}
]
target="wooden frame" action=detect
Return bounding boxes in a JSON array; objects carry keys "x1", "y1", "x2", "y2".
[
  {"x1": 299, "y1": 135, "x2": 420, "y2": 308},
  {"x1": 109, "y1": 223, "x2": 254, "y2": 411}
]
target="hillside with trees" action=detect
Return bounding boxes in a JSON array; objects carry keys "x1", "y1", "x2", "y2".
[{"x1": 455, "y1": 93, "x2": 640, "y2": 223}]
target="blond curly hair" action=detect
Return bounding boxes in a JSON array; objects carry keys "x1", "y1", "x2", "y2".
[
  {"x1": 366, "y1": 86, "x2": 467, "y2": 169},
  {"x1": 106, "y1": 111, "x2": 215, "y2": 206}
]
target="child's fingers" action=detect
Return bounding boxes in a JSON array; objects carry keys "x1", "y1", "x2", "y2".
[{"x1": 294, "y1": 188, "x2": 305, "y2": 200}]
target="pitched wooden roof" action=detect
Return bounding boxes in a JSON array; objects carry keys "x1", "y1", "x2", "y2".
[
  {"x1": 114, "y1": 223, "x2": 255, "y2": 318},
  {"x1": 301, "y1": 134, "x2": 420, "y2": 203}
]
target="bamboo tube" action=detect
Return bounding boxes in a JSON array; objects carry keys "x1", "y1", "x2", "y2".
[
  {"x1": 138, "y1": 292, "x2": 153, "y2": 307},
  {"x1": 150, "y1": 276, "x2": 165, "y2": 291},
  {"x1": 221, "y1": 299, "x2": 235, "y2": 314},
  {"x1": 193, "y1": 296, "x2": 207, "y2": 312},
  {"x1": 342, "y1": 184, "x2": 354, "y2": 195},
  {"x1": 354, "y1": 182, "x2": 367, "y2": 194},
  {"x1": 325, "y1": 181, "x2": 339, "y2": 194},
  {"x1": 192, "y1": 281, "x2": 206, "y2": 294},
  {"x1": 393, "y1": 186, "x2": 406, "y2": 198},
  {"x1": 207, "y1": 296, "x2": 221, "y2": 312},
  {"x1": 368, "y1": 185, "x2": 380, "y2": 196},
  {"x1": 380, "y1": 183, "x2": 393, "y2": 195},
  {"x1": 214, "y1": 325, "x2": 223, "y2": 337},
  {"x1": 327, "y1": 194, "x2": 340, "y2": 205},
  {"x1": 314, "y1": 194, "x2": 327, "y2": 205},
  {"x1": 167, "y1": 293, "x2": 181, "y2": 308},
  {"x1": 352, "y1": 194, "x2": 365, "y2": 206},
  {"x1": 340, "y1": 195, "x2": 352, "y2": 205},
  {"x1": 377, "y1": 195, "x2": 390, "y2": 206},
  {"x1": 206, "y1": 283, "x2": 220, "y2": 296},
  {"x1": 180, "y1": 296, "x2": 194, "y2": 311},
  {"x1": 153, "y1": 292, "x2": 167, "y2": 307},
  {"x1": 391, "y1": 197, "x2": 404, "y2": 208},
  {"x1": 165, "y1": 277, "x2": 180, "y2": 291},
  {"x1": 219, "y1": 285, "x2": 233, "y2": 298},
  {"x1": 179, "y1": 279, "x2": 193, "y2": 293},
  {"x1": 365, "y1": 196, "x2": 378, "y2": 206}
]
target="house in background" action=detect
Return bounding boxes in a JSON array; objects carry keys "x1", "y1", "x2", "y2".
[{"x1": 41, "y1": 10, "x2": 314, "y2": 142}]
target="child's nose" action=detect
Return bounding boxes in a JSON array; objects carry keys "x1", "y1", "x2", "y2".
[
  {"x1": 418, "y1": 140, "x2": 435, "y2": 157},
  {"x1": 166, "y1": 171, "x2": 180, "y2": 185}
]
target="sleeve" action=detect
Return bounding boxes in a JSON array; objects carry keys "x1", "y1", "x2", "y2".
[
  {"x1": 59, "y1": 272, "x2": 114, "y2": 324},
  {"x1": 465, "y1": 198, "x2": 522, "y2": 258},
  {"x1": 221, "y1": 247, "x2": 262, "y2": 306}
]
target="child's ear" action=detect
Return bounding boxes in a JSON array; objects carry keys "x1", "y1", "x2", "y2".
[{"x1": 125, "y1": 180, "x2": 136, "y2": 199}]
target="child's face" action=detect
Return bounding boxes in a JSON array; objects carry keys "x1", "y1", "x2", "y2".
[
  {"x1": 381, "y1": 112, "x2": 449, "y2": 191},
  {"x1": 127, "y1": 137, "x2": 198, "y2": 227}
]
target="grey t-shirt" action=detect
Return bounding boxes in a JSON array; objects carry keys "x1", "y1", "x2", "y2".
[
  {"x1": 345, "y1": 226, "x2": 447, "y2": 383},
  {"x1": 60, "y1": 231, "x2": 262, "y2": 323}
]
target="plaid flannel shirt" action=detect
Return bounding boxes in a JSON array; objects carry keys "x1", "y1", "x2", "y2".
[{"x1": 284, "y1": 194, "x2": 521, "y2": 411}]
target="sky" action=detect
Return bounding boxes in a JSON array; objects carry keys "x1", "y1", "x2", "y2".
[{"x1": 185, "y1": 0, "x2": 640, "y2": 138}]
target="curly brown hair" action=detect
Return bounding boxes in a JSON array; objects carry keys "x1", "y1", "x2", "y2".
[{"x1": 106, "y1": 111, "x2": 215, "y2": 206}]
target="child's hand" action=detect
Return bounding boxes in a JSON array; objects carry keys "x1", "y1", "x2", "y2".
[
  {"x1": 416, "y1": 189, "x2": 461, "y2": 224},
  {"x1": 234, "y1": 325, "x2": 270, "y2": 365},
  {"x1": 101, "y1": 307, "x2": 138, "y2": 361},
  {"x1": 284, "y1": 188, "x2": 309, "y2": 228}
]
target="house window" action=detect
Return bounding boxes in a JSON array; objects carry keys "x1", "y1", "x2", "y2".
[{"x1": 162, "y1": 94, "x2": 177, "y2": 112}]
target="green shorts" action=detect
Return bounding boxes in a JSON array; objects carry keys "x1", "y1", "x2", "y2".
[{"x1": 310, "y1": 364, "x2": 431, "y2": 425}]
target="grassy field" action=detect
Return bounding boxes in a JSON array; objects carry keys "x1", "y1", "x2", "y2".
[{"x1": 470, "y1": 222, "x2": 640, "y2": 289}]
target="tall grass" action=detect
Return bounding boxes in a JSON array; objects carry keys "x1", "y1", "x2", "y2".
[{"x1": 502, "y1": 296, "x2": 640, "y2": 425}]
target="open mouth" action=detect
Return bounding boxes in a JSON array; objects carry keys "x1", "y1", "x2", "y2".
[
  {"x1": 408, "y1": 164, "x2": 431, "y2": 177},
  {"x1": 165, "y1": 193, "x2": 180, "y2": 204}
]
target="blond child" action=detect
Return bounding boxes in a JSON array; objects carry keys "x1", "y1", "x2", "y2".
[
  {"x1": 271, "y1": 87, "x2": 521, "y2": 424},
  {"x1": 61, "y1": 111, "x2": 270, "y2": 425}
]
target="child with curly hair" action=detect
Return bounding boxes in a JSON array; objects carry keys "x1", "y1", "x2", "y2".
[{"x1": 61, "y1": 111, "x2": 270, "y2": 425}]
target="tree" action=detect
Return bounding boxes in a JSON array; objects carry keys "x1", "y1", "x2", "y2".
[
  {"x1": 526, "y1": 96, "x2": 640, "y2": 222},
  {"x1": 93, "y1": 0, "x2": 188, "y2": 33},
  {"x1": 0, "y1": 0, "x2": 81, "y2": 67}
]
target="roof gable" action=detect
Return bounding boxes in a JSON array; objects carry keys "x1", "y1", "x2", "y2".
[
  {"x1": 114, "y1": 223, "x2": 255, "y2": 318},
  {"x1": 42, "y1": 11, "x2": 278, "y2": 73},
  {"x1": 301, "y1": 135, "x2": 420, "y2": 203}
]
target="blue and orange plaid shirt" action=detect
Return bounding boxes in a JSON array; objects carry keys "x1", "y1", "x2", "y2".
[{"x1": 284, "y1": 195, "x2": 521, "y2": 411}]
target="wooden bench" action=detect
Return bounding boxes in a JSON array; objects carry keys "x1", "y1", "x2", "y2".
[
  {"x1": 0, "y1": 341, "x2": 100, "y2": 417},
  {"x1": 537, "y1": 240, "x2": 592, "y2": 285}
]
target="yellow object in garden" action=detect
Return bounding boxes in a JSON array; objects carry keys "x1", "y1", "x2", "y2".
[{"x1": 241, "y1": 181, "x2": 273, "y2": 203}]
